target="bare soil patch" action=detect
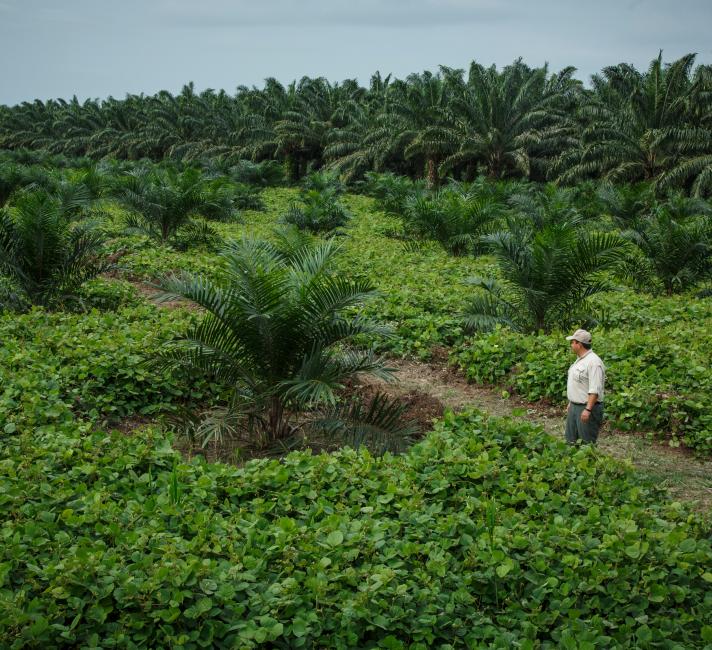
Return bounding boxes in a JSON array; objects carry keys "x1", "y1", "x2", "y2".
[
  {"x1": 107, "y1": 415, "x2": 154, "y2": 436},
  {"x1": 347, "y1": 379, "x2": 446, "y2": 435},
  {"x1": 132, "y1": 281, "x2": 202, "y2": 310}
]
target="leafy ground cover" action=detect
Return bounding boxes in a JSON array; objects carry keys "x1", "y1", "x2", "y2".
[
  {"x1": 104, "y1": 191, "x2": 490, "y2": 356},
  {"x1": 0, "y1": 303, "x2": 219, "y2": 433},
  {"x1": 364, "y1": 357, "x2": 712, "y2": 512},
  {"x1": 336, "y1": 194, "x2": 494, "y2": 357},
  {"x1": 1, "y1": 411, "x2": 711, "y2": 648}
]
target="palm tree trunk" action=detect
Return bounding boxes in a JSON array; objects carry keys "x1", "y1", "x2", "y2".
[
  {"x1": 465, "y1": 162, "x2": 477, "y2": 182},
  {"x1": 268, "y1": 396, "x2": 287, "y2": 440},
  {"x1": 426, "y1": 157, "x2": 438, "y2": 189},
  {"x1": 487, "y1": 153, "x2": 502, "y2": 180},
  {"x1": 534, "y1": 308, "x2": 548, "y2": 333},
  {"x1": 285, "y1": 153, "x2": 299, "y2": 184}
]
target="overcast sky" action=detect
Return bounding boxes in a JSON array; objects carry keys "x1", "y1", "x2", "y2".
[{"x1": 1, "y1": 0, "x2": 711, "y2": 106}]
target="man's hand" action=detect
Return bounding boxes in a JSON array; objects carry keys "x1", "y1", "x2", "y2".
[
  {"x1": 567, "y1": 402, "x2": 571, "y2": 413},
  {"x1": 581, "y1": 394, "x2": 598, "y2": 423}
]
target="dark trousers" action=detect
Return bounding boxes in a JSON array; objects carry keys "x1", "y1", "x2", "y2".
[{"x1": 565, "y1": 402, "x2": 603, "y2": 444}]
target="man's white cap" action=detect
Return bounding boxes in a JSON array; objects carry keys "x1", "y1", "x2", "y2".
[{"x1": 566, "y1": 329, "x2": 592, "y2": 344}]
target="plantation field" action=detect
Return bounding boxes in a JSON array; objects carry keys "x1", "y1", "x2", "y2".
[
  {"x1": 2, "y1": 172, "x2": 712, "y2": 647},
  {"x1": 93, "y1": 188, "x2": 712, "y2": 454}
]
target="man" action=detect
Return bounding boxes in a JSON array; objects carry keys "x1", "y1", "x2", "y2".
[{"x1": 564, "y1": 329, "x2": 605, "y2": 444}]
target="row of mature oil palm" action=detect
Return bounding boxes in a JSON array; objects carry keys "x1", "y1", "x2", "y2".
[
  {"x1": 0, "y1": 164, "x2": 416, "y2": 453},
  {"x1": 2, "y1": 53, "x2": 712, "y2": 194},
  {"x1": 365, "y1": 172, "x2": 712, "y2": 333}
]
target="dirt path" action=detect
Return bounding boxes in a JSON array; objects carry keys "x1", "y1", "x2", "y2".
[
  {"x1": 132, "y1": 282, "x2": 201, "y2": 310},
  {"x1": 369, "y1": 357, "x2": 712, "y2": 514}
]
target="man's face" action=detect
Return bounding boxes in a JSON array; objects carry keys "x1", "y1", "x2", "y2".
[{"x1": 570, "y1": 339, "x2": 580, "y2": 354}]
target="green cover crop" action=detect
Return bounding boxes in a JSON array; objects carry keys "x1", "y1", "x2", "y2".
[{"x1": 1, "y1": 411, "x2": 711, "y2": 647}]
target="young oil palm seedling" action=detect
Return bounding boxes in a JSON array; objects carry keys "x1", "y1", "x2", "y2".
[
  {"x1": 201, "y1": 166, "x2": 267, "y2": 211},
  {"x1": 401, "y1": 185, "x2": 502, "y2": 255},
  {"x1": 463, "y1": 217, "x2": 625, "y2": 333},
  {"x1": 227, "y1": 159, "x2": 285, "y2": 187},
  {"x1": 51, "y1": 163, "x2": 115, "y2": 219},
  {"x1": 231, "y1": 184, "x2": 265, "y2": 211},
  {"x1": 596, "y1": 182, "x2": 655, "y2": 229},
  {"x1": 622, "y1": 207, "x2": 711, "y2": 294},
  {"x1": 506, "y1": 184, "x2": 580, "y2": 230},
  {"x1": 364, "y1": 172, "x2": 426, "y2": 216},
  {"x1": 114, "y1": 167, "x2": 235, "y2": 248},
  {"x1": 0, "y1": 190, "x2": 108, "y2": 310},
  {"x1": 156, "y1": 229, "x2": 415, "y2": 452},
  {"x1": 301, "y1": 170, "x2": 346, "y2": 195},
  {"x1": 282, "y1": 189, "x2": 351, "y2": 233},
  {"x1": 0, "y1": 162, "x2": 52, "y2": 206},
  {"x1": 48, "y1": 177, "x2": 97, "y2": 221},
  {"x1": 657, "y1": 191, "x2": 712, "y2": 221}
]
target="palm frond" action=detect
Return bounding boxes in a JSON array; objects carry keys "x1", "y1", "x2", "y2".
[{"x1": 312, "y1": 391, "x2": 419, "y2": 454}]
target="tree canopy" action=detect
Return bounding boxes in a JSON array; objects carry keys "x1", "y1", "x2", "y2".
[{"x1": 2, "y1": 53, "x2": 712, "y2": 194}]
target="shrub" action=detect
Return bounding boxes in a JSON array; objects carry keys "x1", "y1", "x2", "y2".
[
  {"x1": 281, "y1": 190, "x2": 351, "y2": 233},
  {"x1": 75, "y1": 277, "x2": 143, "y2": 311},
  {"x1": 0, "y1": 190, "x2": 108, "y2": 310},
  {"x1": 157, "y1": 232, "x2": 409, "y2": 449}
]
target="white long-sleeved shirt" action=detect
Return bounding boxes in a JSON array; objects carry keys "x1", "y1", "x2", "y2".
[{"x1": 567, "y1": 350, "x2": 605, "y2": 404}]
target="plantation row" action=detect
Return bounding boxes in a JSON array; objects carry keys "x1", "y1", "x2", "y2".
[{"x1": 2, "y1": 52, "x2": 712, "y2": 195}]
